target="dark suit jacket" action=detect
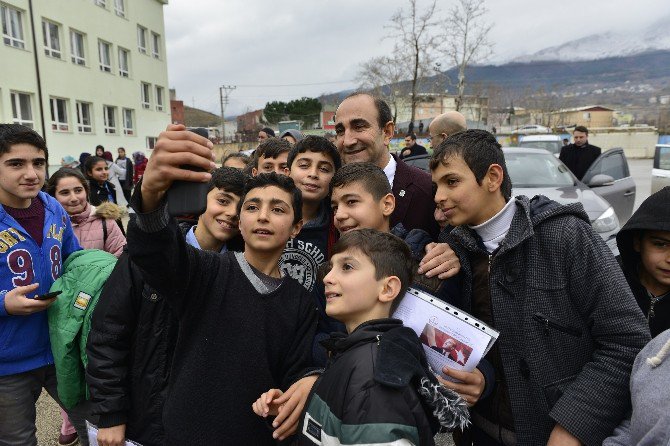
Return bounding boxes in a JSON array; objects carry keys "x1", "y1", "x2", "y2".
[{"x1": 390, "y1": 154, "x2": 439, "y2": 240}]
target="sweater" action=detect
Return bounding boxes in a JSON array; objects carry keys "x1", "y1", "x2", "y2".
[
  {"x1": 70, "y1": 202, "x2": 126, "y2": 257},
  {"x1": 126, "y1": 199, "x2": 318, "y2": 445}
]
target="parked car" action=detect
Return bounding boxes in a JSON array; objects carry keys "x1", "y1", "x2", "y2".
[
  {"x1": 512, "y1": 125, "x2": 551, "y2": 134},
  {"x1": 652, "y1": 144, "x2": 670, "y2": 194},
  {"x1": 517, "y1": 134, "x2": 564, "y2": 156},
  {"x1": 402, "y1": 147, "x2": 637, "y2": 254}
]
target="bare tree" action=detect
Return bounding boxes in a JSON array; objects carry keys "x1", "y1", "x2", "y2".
[
  {"x1": 385, "y1": 0, "x2": 441, "y2": 125},
  {"x1": 357, "y1": 55, "x2": 408, "y2": 123},
  {"x1": 443, "y1": 0, "x2": 493, "y2": 111}
]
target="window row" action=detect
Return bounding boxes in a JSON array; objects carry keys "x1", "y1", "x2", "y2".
[
  {"x1": 9, "y1": 91, "x2": 137, "y2": 136},
  {"x1": 93, "y1": 0, "x2": 126, "y2": 19},
  {"x1": 1, "y1": 3, "x2": 162, "y2": 62},
  {"x1": 141, "y1": 83, "x2": 165, "y2": 112}
]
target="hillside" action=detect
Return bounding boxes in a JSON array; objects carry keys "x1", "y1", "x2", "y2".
[{"x1": 184, "y1": 106, "x2": 220, "y2": 127}]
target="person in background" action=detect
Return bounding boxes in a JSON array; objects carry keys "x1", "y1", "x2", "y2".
[
  {"x1": 281, "y1": 129, "x2": 304, "y2": 144},
  {"x1": 252, "y1": 138, "x2": 291, "y2": 176},
  {"x1": 559, "y1": 126, "x2": 601, "y2": 181},
  {"x1": 61, "y1": 156, "x2": 80, "y2": 169},
  {"x1": 258, "y1": 127, "x2": 275, "y2": 142},
  {"x1": 132, "y1": 152, "x2": 148, "y2": 185},
  {"x1": 85, "y1": 156, "x2": 117, "y2": 206},
  {"x1": 428, "y1": 111, "x2": 467, "y2": 149},
  {"x1": 222, "y1": 152, "x2": 250, "y2": 170},
  {"x1": 102, "y1": 151, "x2": 127, "y2": 208},
  {"x1": 399, "y1": 133, "x2": 428, "y2": 159},
  {"x1": 78, "y1": 152, "x2": 91, "y2": 174},
  {"x1": 115, "y1": 148, "x2": 134, "y2": 204},
  {"x1": 95, "y1": 145, "x2": 105, "y2": 158}
]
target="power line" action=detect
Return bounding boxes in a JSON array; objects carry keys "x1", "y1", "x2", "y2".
[{"x1": 234, "y1": 80, "x2": 355, "y2": 88}]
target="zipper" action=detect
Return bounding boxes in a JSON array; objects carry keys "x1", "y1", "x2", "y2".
[{"x1": 533, "y1": 313, "x2": 582, "y2": 337}]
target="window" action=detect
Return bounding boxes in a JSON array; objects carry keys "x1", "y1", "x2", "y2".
[
  {"x1": 141, "y1": 82, "x2": 151, "y2": 109},
  {"x1": 2, "y1": 4, "x2": 25, "y2": 49},
  {"x1": 114, "y1": 0, "x2": 124, "y2": 17},
  {"x1": 76, "y1": 102, "x2": 93, "y2": 133},
  {"x1": 98, "y1": 40, "x2": 111, "y2": 72},
  {"x1": 155, "y1": 86, "x2": 164, "y2": 111},
  {"x1": 42, "y1": 20, "x2": 61, "y2": 58},
  {"x1": 70, "y1": 30, "x2": 85, "y2": 65},
  {"x1": 118, "y1": 47, "x2": 129, "y2": 77},
  {"x1": 50, "y1": 98, "x2": 69, "y2": 131},
  {"x1": 151, "y1": 32, "x2": 160, "y2": 58},
  {"x1": 137, "y1": 25, "x2": 146, "y2": 54},
  {"x1": 103, "y1": 105, "x2": 116, "y2": 134},
  {"x1": 93, "y1": 0, "x2": 106, "y2": 7},
  {"x1": 10, "y1": 92, "x2": 33, "y2": 128},
  {"x1": 146, "y1": 137, "x2": 157, "y2": 149},
  {"x1": 657, "y1": 147, "x2": 670, "y2": 170},
  {"x1": 122, "y1": 108, "x2": 134, "y2": 135},
  {"x1": 584, "y1": 153, "x2": 627, "y2": 183}
]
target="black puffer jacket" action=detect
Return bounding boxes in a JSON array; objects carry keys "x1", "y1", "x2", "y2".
[
  {"x1": 616, "y1": 186, "x2": 670, "y2": 337},
  {"x1": 86, "y1": 248, "x2": 178, "y2": 446}
]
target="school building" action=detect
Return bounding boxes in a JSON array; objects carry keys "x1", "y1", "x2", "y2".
[{"x1": 0, "y1": 0, "x2": 170, "y2": 164}]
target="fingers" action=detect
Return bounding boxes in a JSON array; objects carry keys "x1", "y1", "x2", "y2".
[
  {"x1": 272, "y1": 391, "x2": 299, "y2": 428},
  {"x1": 18, "y1": 283, "x2": 40, "y2": 294},
  {"x1": 417, "y1": 243, "x2": 460, "y2": 278},
  {"x1": 273, "y1": 402, "x2": 301, "y2": 440}
]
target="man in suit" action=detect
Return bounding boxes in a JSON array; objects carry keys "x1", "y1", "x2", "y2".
[{"x1": 400, "y1": 133, "x2": 428, "y2": 160}]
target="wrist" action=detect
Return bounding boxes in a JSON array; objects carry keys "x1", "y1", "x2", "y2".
[{"x1": 139, "y1": 185, "x2": 165, "y2": 213}]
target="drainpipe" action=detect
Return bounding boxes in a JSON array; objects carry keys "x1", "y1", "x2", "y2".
[{"x1": 27, "y1": 0, "x2": 47, "y2": 145}]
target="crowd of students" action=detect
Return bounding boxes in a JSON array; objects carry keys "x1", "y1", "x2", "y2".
[{"x1": 0, "y1": 90, "x2": 668, "y2": 446}]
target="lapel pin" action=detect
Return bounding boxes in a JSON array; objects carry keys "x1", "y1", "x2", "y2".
[{"x1": 399, "y1": 190, "x2": 406, "y2": 197}]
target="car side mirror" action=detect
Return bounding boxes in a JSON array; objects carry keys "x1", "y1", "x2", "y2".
[{"x1": 588, "y1": 174, "x2": 615, "y2": 187}]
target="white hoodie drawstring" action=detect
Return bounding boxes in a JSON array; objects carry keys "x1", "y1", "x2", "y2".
[{"x1": 647, "y1": 337, "x2": 670, "y2": 368}]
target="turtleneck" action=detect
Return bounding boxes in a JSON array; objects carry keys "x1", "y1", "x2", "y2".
[{"x1": 469, "y1": 198, "x2": 517, "y2": 253}]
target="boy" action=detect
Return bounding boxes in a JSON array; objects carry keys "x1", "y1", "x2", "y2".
[
  {"x1": 254, "y1": 229, "x2": 470, "y2": 445},
  {"x1": 430, "y1": 129, "x2": 650, "y2": 445},
  {"x1": 125, "y1": 125, "x2": 317, "y2": 445},
  {"x1": 616, "y1": 186, "x2": 670, "y2": 337},
  {"x1": 86, "y1": 166, "x2": 246, "y2": 446},
  {"x1": 0, "y1": 124, "x2": 85, "y2": 445},
  {"x1": 252, "y1": 137, "x2": 291, "y2": 176}
]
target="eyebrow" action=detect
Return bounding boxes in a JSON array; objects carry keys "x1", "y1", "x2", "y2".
[
  {"x1": 4, "y1": 157, "x2": 47, "y2": 164},
  {"x1": 332, "y1": 193, "x2": 361, "y2": 202},
  {"x1": 244, "y1": 197, "x2": 290, "y2": 207},
  {"x1": 650, "y1": 235, "x2": 670, "y2": 243}
]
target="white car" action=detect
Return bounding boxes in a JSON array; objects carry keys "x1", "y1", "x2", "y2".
[
  {"x1": 513, "y1": 125, "x2": 551, "y2": 134},
  {"x1": 518, "y1": 134, "x2": 564, "y2": 156},
  {"x1": 652, "y1": 144, "x2": 670, "y2": 194}
]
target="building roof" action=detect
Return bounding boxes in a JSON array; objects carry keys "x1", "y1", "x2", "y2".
[{"x1": 554, "y1": 105, "x2": 615, "y2": 113}]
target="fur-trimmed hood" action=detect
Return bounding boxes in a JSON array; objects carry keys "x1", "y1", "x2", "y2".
[{"x1": 93, "y1": 201, "x2": 124, "y2": 221}]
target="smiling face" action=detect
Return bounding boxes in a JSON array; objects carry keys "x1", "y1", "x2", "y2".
[
  {"x1": 197, "y1": 187, "x2": 241, "y2": 246},
  {"x1": 253, "y1": 153, "x2": 289, "y2": 176},
  {"x1": 330, "y1": 181, "x2": 394, "y2": 234},
  {"x1": 0, "y1": 144, "x2": 47, "y2": 208},
  {"x1": 289, "y1": 150, "x2": 336, "y2": 203},
  {"x1": 334, "y1": 95, "x2": 393, "y2": 168},
  {"x1": 89, "y1": 160, "x2": 109, "y2": 183},
  {"x1": 54, "y1": 176, "x2": 88, "y2": 215},
  {"x1": 635, "y1": 230, "x2": 670, "y2": 296},
  {"x1": 239, "y1": 185, "x2": 302, "y2": 254}
]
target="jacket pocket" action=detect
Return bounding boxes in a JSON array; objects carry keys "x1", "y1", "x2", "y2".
[
  {"x1": 543, "y1": 374, "x2": 578, "y2": 410},
  {"x1": 533, "y1": 313, "x2": 582, "y2": 337}
]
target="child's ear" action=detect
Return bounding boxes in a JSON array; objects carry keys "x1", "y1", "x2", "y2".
[
  {"x1": 290, "y1": 219, "x2": 304, "y2": 239},
  {"x1": 379, "y1": 275, "x2": 401, "y2": 304},
  {"x1": 485, "y1": 164, "x2": 504, "y2": 193},
  {"x1": 381, "y1": 193, "x2": 395, "y2": 217},
  {"x1": 251, "y1": 167, "x2": 259, "y2": 177}
]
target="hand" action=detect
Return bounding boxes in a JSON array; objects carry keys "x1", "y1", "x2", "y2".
[
  {"x1": 3, "y1": 284, "x2": 54, "y2": 315},
  {"x1": 270, "y1": 375, "x2": 318, "y2": 440},
  {"x1": 418, "y1": 242, "x2": 461, "y2": 279},
  {"x1": 436, "y1": 367, "x2": 485, "y2": 407},
  {"x1": 547, "y1": 423, "x2": 581, "y2": 446},
  {"x1": 97, "y1": 424, "x2": 126, "y2": 446},
  {"x1": 140, "y1": 124, "x2": 216, "y2": 212},
  {"x1": 252, "y1": 389, "x2": 283, "y2": 418}
]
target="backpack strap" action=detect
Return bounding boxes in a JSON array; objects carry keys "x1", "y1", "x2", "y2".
[{"x1": 102, "y1": 219, "x2": 108, "y2": 245}]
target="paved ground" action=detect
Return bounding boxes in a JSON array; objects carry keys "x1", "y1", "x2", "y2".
[{"x1": 35, "y1": 158, "x2": 653, "y2": 445}]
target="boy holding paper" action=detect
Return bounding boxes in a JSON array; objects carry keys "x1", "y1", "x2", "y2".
[
  {"x1": 430, "y1": 129, "x2": 650, "y2": 445},
  {"x1": 254, "y1": 228, "x2": 470, "y2": 445}
]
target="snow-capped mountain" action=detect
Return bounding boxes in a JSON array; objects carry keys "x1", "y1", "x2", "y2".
[{"x1": 513, "y1": 16, "x2": 670, "y2": 63}]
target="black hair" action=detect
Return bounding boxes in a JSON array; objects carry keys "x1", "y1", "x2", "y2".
[
  {"x1": 330, "y1": 162, "x2": 391, "y2": 201},
  {"x1": 260, "y1": 127, "x2": 275, "y2": 137},
  {"x1": 46, "y1": 167, "x2": 90, "y2": 200},
  {"x1": 286, "y1": 135, "x2": 342, "y2": 171},
  {"x1": 240, "y1": 172, "x2": 302, "y2": 224},
  {"x1": 429, "y1": 129, "x2": 513, "y2": 201},
  {"x1": 0, "y1": 124, "x2": 48, "y2": 160},
  {"x1": 406, "y1": 133, "x2": 417, "y2": 140},
  {"x1": 574, "y1": 125, "x2": 589, "y2": 134},
  {"x1": 342, "y1": 92, "x2": 393, "y2": 130},
  {"x1": 222, "y1": 152, "x2": 251, "y2": 167},
  {"x1": 208, "y1": 166, "x2": 246, "y2": 196},
  {"x1": 84, "y1": 156, "x2": 108, "y2": 178},
  {"x1": 255, "y1": 137, "x2": 291, "y2": 161},
  {"x1": 330, "y1": 228, "x2": 415, "y2": 314}
]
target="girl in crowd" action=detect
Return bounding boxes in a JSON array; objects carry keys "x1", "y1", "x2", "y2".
[
  {"x1": 115, "y1": 147, "x2": 134, "y2": 203},
  {"x1": 133, "y1": 151, "x2": 148, "y2": 185},
  {"x1": 85, "y1": 156, "x2": 118, "y2": 206}
]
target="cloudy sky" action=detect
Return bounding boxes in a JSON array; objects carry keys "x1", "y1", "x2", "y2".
[{"x1": 163, "y1": 0, "x2": 669, "y2": 116}]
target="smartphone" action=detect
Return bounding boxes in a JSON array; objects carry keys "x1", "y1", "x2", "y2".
[
  {"x1": 34, "y1": 290, "x2": 62, "y2": 301},
  {"x1": 167, "y1": 127, "x2": 210, "y2": 216}
]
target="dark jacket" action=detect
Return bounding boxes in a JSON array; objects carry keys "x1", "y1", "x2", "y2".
[
  {"x1": 89, "y1": 179, "x2": 117, "y2": 206},
  {"x1": 616, "y1": 186, "x2": 670, "y2": 337},
  {"x1": 443, "y1": 195, "x2": 650, "y2": 446},
  {"x1": 391, "y1": 154, "x2": 440, "y2": 240},
  {"x1": 559, "y1": 142, "x2": 601, "y2": 180},
  {"x1": 297, "y1": 319, "x2": 469, "y2": 446},
  {"x1": 400, "y1": 144, "x2": 428, "y2": 160}
]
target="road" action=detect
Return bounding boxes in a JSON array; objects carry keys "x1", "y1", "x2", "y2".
[{"x1": 35, "y1": 158, "x2": 654, "y2": 445}]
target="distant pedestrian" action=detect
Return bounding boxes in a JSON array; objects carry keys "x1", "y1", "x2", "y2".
[
  {"x1": 418, "y1": 121, "x2": 424, "y2": 134},
  {"x1": 132, "y1": 152, "x2": 148, "y2": 185},
  {"x1": 559, "y1": 126, "x2": 601, "y2": 180},
  {"x1": 115, "y1": 147, "x2": 134, "y2": 203}
]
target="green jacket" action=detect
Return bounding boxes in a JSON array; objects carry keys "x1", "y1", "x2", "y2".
[{"x1": 48, "y1": 249, "x2": 117, "y2": 409}]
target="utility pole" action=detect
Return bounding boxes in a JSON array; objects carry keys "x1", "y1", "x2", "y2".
[{"x1": 219, "y1": 85, "x2": 236, "y2": 143}]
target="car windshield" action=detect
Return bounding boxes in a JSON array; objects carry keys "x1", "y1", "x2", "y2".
[
  {"x1": 505, "y1": 152, "x2": 575, "y2": 187},
  {"x1": 518, "y1": 140, "x2": 562, "y2": 154}
]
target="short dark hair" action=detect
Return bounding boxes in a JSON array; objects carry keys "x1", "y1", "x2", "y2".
[
  {"x1": 0, "y1": 124, "x2": 48, "y2": 160},
  {"x1": 287, "y1": 135, "x2": 342, "y2": 170},
  {"x1": 240, "y1": 172, "x2": 302, "y2": 224},
  {"x1": 331, "y1": 162, "x2": 391, "y2": 201},
  {"x1": 260, "y1": 127, "x2": 275, "y2": 137},
  {"x1": 330, "y1": 228, "x2": 415, "y2": 314},
  {"x1": 84, "y1": 156, "x2": 107, "y2": 178},
  {"x1": 406, "y1": 133, "x2": 417, "y2": 140},
  {"x1": 222, "y1": 152, "x2": 251, "y2": 167},
  {"x1": 343, "y1": 92, "x2": 393, "y2": 130},
  {"x1": 255, "y1": 137, "x2": 291, "y2": 161},
  {"x1": 429, "y1": 129, "x2": 512, "y2": 201},
  {"x1": 46, "y1": 167, "x2": 90, "y2": 200},
  {"x1": 208, "y1": 166, "x2": 246, "y2": 196},
  {"x1": 574, "y1": 125, "x2": 589, "y2": 134}
]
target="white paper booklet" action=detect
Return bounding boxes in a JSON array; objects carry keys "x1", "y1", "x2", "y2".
[
  {"x1": 87, "y1": 421, "x2": 143, "y2": 446},
  {"x1": 393, "y1": 287, "x2": 500, "y2": 379}
]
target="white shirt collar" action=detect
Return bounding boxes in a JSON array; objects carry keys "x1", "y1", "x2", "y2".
[{"x1": 383, "y1": 154, "x2": 397, "y2": 188}]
